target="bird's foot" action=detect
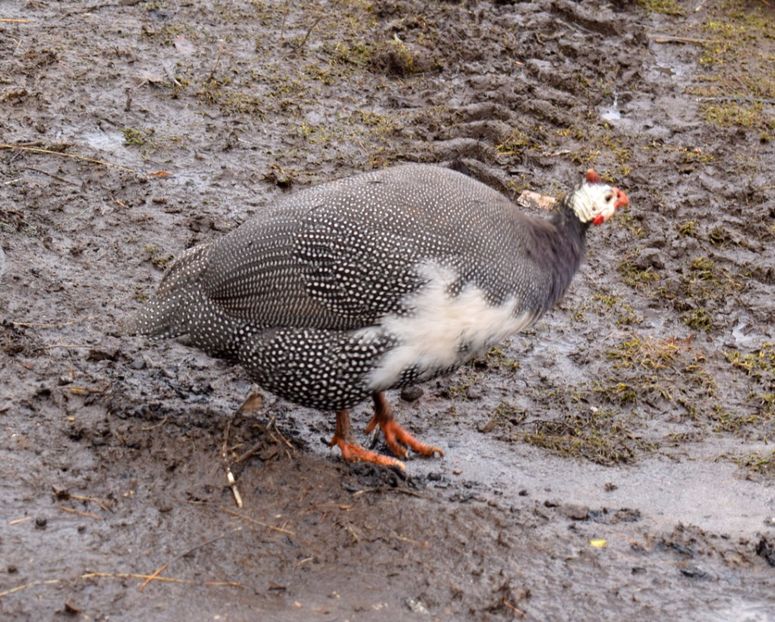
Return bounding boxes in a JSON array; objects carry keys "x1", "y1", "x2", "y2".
[
  {"x1": 365, "y1": 417, "x2": 444, "y2": 459},
  {"x1": 330, "y1": 409, "x2": 405, "y2": 471},
  {"x1": 366, "y1": 392, "x2": 445, "y2": 460},
  {"x1": 328, "y1": 434, "x2": 406, "y2": 472}
]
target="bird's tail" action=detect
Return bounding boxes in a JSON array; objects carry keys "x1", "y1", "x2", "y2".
[{"x1": 126, "y1": 243, "x2": 211, "y2": 338}]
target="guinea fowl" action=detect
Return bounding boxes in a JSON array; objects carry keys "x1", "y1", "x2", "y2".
[{"x1": 132, "y1": 164, "x2": 628, "y2": 470}]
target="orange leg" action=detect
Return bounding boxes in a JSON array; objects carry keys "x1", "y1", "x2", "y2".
[
  {"x1": 328, "y1": 410, "x2": 406, "y2": 471},
  {"x1": 365, "y1": 392, "x2": 444, "y2": 459}
]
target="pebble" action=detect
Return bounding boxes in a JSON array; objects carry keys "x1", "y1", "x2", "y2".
[
  {"x1": 680, "y1": 565, "x2": 710, "y2": 580},
  {"x1": 400, "y1": 385, "x2": 424, "y2": 402},
  {"x1": 465, "y1": 385, "x2": 483, "y2": 400},
  {"x1": 35, "y1": 516, "x2": 47, "y2": 529},
  {"x1": 406, "y1": 598, "x2": 429, "y2": 614},
  {"x1": 634, "y1": 247, "x2": 664, "y2": 270},
  {"x1": 560, "y1": 503, "x2": 590, "y2": 520}
]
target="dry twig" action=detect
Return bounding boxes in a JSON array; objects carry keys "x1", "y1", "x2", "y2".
[
  {"x1": 649, "y1": 35, "x2": 709, "y2": 45},
  {"x1": 140, "y1": 526, "x2": 243, "y2": 591},
  {"x1": 221, "y1": 507, "x2": 295, "y2": 536},
  {"x1": 0, "y1": 143, "x2": 139, "y2": 174},
  {"x1": 59, "y1": 507, "x2": 101, "y2": 520},
  {"x1": 82, "y1": 571, "x2": 242, "y2": 589}
]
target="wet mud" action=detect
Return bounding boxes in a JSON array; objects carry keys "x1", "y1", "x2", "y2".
[{"x1": 1, "y1": 1, "x2": 773, "y2": 620}]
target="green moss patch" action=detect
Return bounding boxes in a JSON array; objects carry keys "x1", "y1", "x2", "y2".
[{"x1": 523, "y1": 409, "x2": 654, "y2": 465}]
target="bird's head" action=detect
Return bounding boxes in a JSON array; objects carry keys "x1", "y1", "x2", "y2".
[{"x1": 569, "y1": 169, "x2": 629, "y2": 226}]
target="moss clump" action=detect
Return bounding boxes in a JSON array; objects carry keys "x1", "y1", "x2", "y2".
[
  {"x1": 701, "y1": 102, "x2": 773, "y2": 135},
  {"x1": 593, "y1": 381, "x2": 638, "y2": 405},
  {"x1": 351, "y1": 110, "x2": 398, "y2": 136},
  {"x1": 689, "y1": 256, "x2": 716, "y2": 280},
  {"x1": 618, "y1": 259, "x2": 660, "y2": 289},
  {"x1": 263, "y1": 163, "x2": 295, "y2": 189},
  {"x1": 122, "y1": 128, "x2": 149, "y2": 147},
  {"x1": 680, "y1": 147, "x2": 714, "y2": 165},
  {"x1": 725, "y1": 343, "x2": 774, "y2": 381},
  {"x1": 690, "y1": 4, "x2": 775, "y2": 140},
  {"x1": 682, "y1": 307, "x2": 713, "y2": 332},
  {"x1": 600, "y1": 131, "x2": 633, "y2": 178},
  {"x1": 637, "y1": 0, "x2": 685, "y2": 16},
  {"x1": 369, "y1": 37, "x2": 419, "y2": 77},
  {"x1": 591, "y1": 293, "x2": 640, "y2": 326},
  {"x1": 734, "y1": 450, "x2": 775, "y2": 478},
  {"x1": 143, "y1": 244, "x2": 174, "y2": 270},
  {"x1": 607, "y1": 336, "x2": 680, "y2": 371},
  {"x1": 496, "y1": 129, "x2": 533, "y2": 156},
  {"x1": 479, "y1": 401, "x2": 526, "y2": 433},
  {"x1": 331, "y1": 40, "x2": 373, "y2": 67},
  {"x1": 708, "y1": 226, "x2": 732, "y2": 247},
  {"x1": 523, "y1": 409, "x2": 653, "y2": 465},
  {"x1": 471, "y1": 345, "x2": 520, "y2": 372},
  {"x1": 677, "y1": 220, "x2": 698, "y2": 237},
  {"x1": 297, "y1": 121, "x2": 334, "y2": 145},
  {"x1": 756, "y1": 393, "x2": 774, "y2": 417},
  {"x1": 709, "y1": 405, "x2": 764, "y2": 434}
]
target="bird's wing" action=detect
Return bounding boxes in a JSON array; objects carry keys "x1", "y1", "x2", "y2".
[
  {"x1": 199, "y1": 206, "x2": 451, "y2": 330},
  {"x1": 291, "y1": 212, "x2": 434, "y2": 320},
  {"x1": 200, "y1": 165, "x2": 535, "y2": 330}
]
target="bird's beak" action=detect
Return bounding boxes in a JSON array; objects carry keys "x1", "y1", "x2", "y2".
[{"x1": 613, "y1": 188, "x2": 629, "y2": 210}]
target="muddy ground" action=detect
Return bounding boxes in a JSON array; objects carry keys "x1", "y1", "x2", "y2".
[{"x1": 1, "y1": 0, "x2": 774, "y2": 620}]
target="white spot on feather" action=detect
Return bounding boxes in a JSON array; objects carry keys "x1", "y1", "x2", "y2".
[{"x1": 365, "y1": 263, "x2": 535, "y2": 390}]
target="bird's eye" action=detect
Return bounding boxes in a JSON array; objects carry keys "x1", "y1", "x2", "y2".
[{"x1": 605, "y1": 193, "x2": 613, "y2": 202}]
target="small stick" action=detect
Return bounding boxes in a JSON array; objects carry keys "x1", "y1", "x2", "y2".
[
  {"x1": 221, "y1": 414, "x2": 243, "y2": 508},
  {"x1": 234, "y1": 438, "x2": 266, "y2": 464},
  {"x1": 226, "y1": 469, "x2": 243, "y2": 508},
  {"x1": 68, "y1": 493, "x2": 113, "y2": 512},
  {"x1": 221, "y1": 507, "x2": 295, "y2": 536},
  {"x1": 0, "y1": 579, "x2": 62, "y2": 599},
  {"x1": 139, "y1": 416, "x2": 169, "y2": 432},
  {"x1": 82, "y1": 571, "x2": 242, "y2": 588},
  {"x1": 502, "y1": 599, "x2": 527, "y2": 618},
  {"x1": 139, "y1": 526, "x2": 243, "y2": 591},
  {"x1": 393, "y1": 532, "x2": 429, "y2": 548},
  {"x1": 296, "y1": 15, "x2": 323, "y2": 50},
  {"x1": 8, "y1": 516, "x2": 32, "y2": 526},
  {"x1": 279, "y1": 0, "x2": 290, "y2": 42},
  {"x1": 343, "y1": 524, "x2": 360, "y2": 543},
  {"x1": 24, "y1": 166, "x2": 81, "y2": 186},
  {"x1": 267, "y1": 415, "x2": 294, "y2": 450},
  {"x1": 59, "y1": 507, "x2": 101, "y2": 520},
  {"x1": 42, "y1": 343, "x2": 92, "y2": 351},
  {"x1": 351, "y1": 486, "x2": 426, "y2": 499},
  {"x1": 0, "y1": 143, "x2": 139, "y2": 174},
  {"x1": 696, "y1": 95, "x2": 775, "y2": 105},
  {"x1": 12, "y1": 316, "x2": 91, "y2": 329},
  {"x1": 649, "y1": 35, "x2": 709, "y2": 45},
  {"x1": 207, "y1": 41, "x2": 225, "y2": 82},
  {"x1": 0, "y1": 18, "x2": 31, "y2": 23}
]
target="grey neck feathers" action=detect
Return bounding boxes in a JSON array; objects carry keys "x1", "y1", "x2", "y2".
[{"x1": 525, "y1": 196, "x2": 588, "y2": 313}]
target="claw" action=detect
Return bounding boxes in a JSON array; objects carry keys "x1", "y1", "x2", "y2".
[
  {"x1": 367, "y1": 392, "x2": 445, "y2": 460},
  {"x1": 330, "y1": 410, "x2": 406, "y2": 471}
]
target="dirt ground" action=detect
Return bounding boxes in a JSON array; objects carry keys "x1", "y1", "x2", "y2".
[{"x1": 1, "y1": 0, "x2": 774, "y2": 620}]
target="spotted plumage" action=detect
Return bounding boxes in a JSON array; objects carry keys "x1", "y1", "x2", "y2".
[{"x1": 132, "y1": 164, "x2": 628, "y2": 468}]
